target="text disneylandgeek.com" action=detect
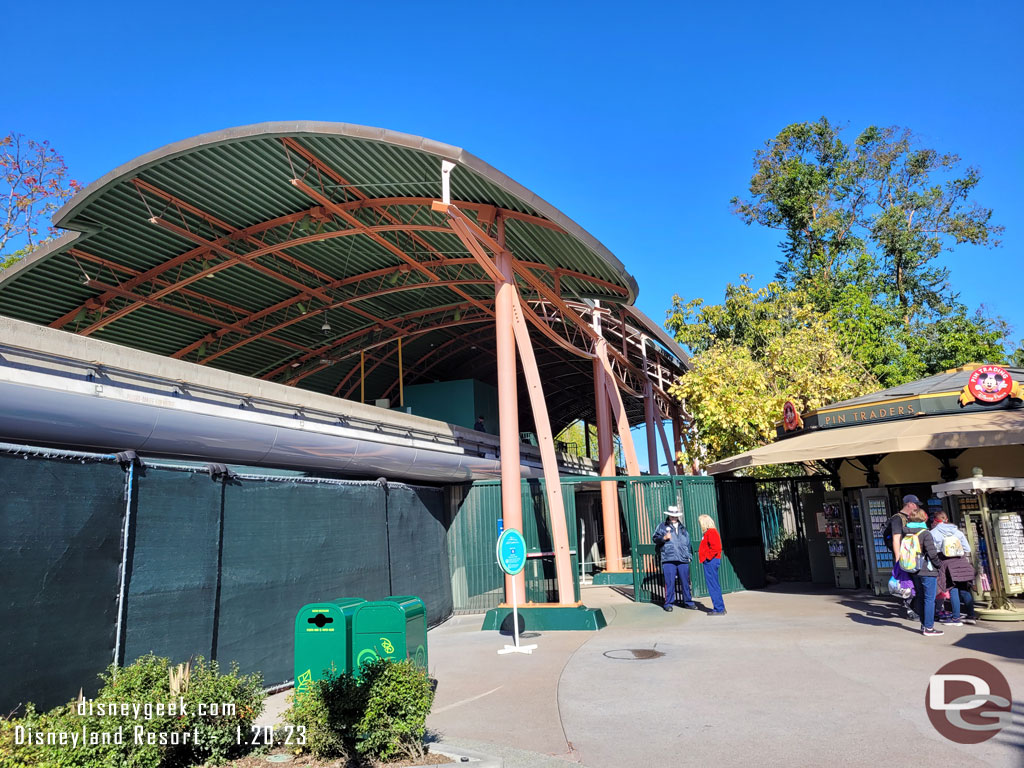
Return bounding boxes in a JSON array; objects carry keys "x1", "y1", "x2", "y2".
[{"x1": 12, "y1": 699, "x2": 306, "y2": 748}]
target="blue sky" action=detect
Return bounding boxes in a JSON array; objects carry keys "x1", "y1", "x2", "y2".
[{"x1": 7, "y1": 1, "x2": 1022, "y2": 470}]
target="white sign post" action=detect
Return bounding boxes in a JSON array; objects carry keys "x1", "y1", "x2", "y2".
[{"x1": 496, "y1": 528, "x2": 536, "y2": 655}]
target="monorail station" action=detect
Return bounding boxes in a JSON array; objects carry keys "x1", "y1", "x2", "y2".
[{"x1": 0, "y1": 123, "x2": 756, "y2": 712}]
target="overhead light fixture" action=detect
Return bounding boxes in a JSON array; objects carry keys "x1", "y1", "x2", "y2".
[
  {"x1": 297, "y1": 302, "x2": 307, "y2": 315},
  {"x1": 453, "y1": 308, "x2": 462, "y2": 321},
  {"x1": 387, "y1": 271, "x2": 401, "y2": 286},
  {"x1": 321, "y1": 315, "x2": 332, "y2": 334}
]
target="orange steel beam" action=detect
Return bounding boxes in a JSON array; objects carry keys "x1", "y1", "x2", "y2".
[
  {"x1": 493, "y1": 247, "x2": 527, "y2": 604},
  {"x1": 81, "y1": 279, "x2": 306, "y2": 351},
  {"x1": 655, "y1": 411, "x2": 676, "y2": 476},
  {"x1": 133, "y1": 178, "x2": 336, "y2": 284},
  {"x1": 173, "y1": 260, "x2": 608, "y2": 364},
  {"x1": 283, "y1": 138, "x2": 497, "y2": 321},
  {"x1": 291, "y1": 178, "x2": 496, "y2": 323},
  {"x1": 435, "y1": 203, "x2": 667, "y2": 403},
  {"x1": 509, "y1": 289, "x2": 576, "y2": 604},
  {"x1": 332, "y1": 348, "x2": 385, "y2": 400},
  {"x1": 643, "y1": 379, "x2": 659, "y2": 476},
  {"x1": 50, "y1": 207, "x2": 315, "y2": 332},
  {"x1": 276, "y1": 307, "x2": 493, "y2": 386},
  {"x1": 176, "y1": 264, "x2": 487, "y2": 362},
  {"x1": 260, "y1": 301, "x2": 489, "y2": 383},
  {"x1": 592, "y1": 356, "x2": 623, "y2": 571},
  {"x1": 306, "y1": 315, "x2": 491, "y2": 391},
  {"x1": 598, "y1": 340, "x2": 642, "y2": 477},
  {"x1": 281, "y1": 137, "x2": 564, "y2": 237},
  {"x1": 321, "y1": 315, "x2": 489, "y2": 395},
  {"x1": 67, "y1": 248, "x2": 252, "y2": 318},
  {"x1": 441, "y1": 211, "x2": 593, "y2": 362},
  {"x1": 379, "y1": 328, "x2": 497, "y2": 400},
  {"x1": 438, "y1": 209, "x2": 690, "y2": 457},
  {"x1": 339, "y1": 340, "x2": 402, "y2": 400},
  {"x1": 54, "y1": 187, "x2": 615, "y2": 337},
  {"x1": 148, "y1": 216, "x2": 404, "y2": 335},
  {"x1": 591, "y1": 301, "x2": 624, "y2": 571}
]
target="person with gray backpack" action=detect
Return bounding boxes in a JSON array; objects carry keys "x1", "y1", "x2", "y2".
[
  {"x1": 930, "y1": 510, "x2": 977, "y2": 626},
  {"x1": 653, "y1": 506, "x2": 697, "y2": 612}
]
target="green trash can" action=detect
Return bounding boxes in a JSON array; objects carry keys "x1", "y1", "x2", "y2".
[
  {"x1": 294, "y1": 597, "x2": 365, "y2": 695},
  {"x1": 352, "y1": 596, "x2": 428, "y2": 673}
]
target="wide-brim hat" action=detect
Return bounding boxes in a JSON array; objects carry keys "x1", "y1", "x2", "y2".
[{"x1": 666, "y1": 506, "x2": 682, "y2": 517}]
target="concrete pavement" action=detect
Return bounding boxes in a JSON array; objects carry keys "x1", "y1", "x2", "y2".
[
  {"x1": 427, "y1": 584, "x2": 1024, "y2": 767},
  {"x1": 262, "y1": 584, "x2": 1024, "y2": 767}
]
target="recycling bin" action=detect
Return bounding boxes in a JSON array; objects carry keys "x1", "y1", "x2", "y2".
[
  {"x1": 351, "y1": 595, "x2": 428, "y2": 672},
  {"x1": 294, "y1": 597, "x2": 366, "y2": 693}
]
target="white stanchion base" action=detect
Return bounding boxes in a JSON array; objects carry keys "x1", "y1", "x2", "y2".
[{"x1": 498, "y1": 643, "x2": 537, "y2": 655}]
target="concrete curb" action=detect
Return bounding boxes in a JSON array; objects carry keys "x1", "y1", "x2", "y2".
[{"x1": 433, "y1": 736, "x2": 587, "y2": 768}]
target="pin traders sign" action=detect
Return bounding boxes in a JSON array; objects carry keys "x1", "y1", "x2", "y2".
[
  {"x1": 959, "y1": 365, "x2": 1022, "y2": 406},
  {"x1": 819, "y1": 402, "x2": 922, "y2": 427}
]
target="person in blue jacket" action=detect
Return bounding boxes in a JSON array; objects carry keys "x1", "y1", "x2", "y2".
[{"x1": 653, "y1": 506, "x2": 697, "y2": 612}]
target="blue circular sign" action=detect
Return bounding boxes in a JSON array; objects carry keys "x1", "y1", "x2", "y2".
[{"x1": 496, "y1": 528, "x2": 527, "y2": 576}]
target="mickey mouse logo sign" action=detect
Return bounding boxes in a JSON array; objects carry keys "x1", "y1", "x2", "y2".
[
  {"x1": 967, "y1": 365, "x2": 1012, "y2": 404},
  {"x1": 782, "y1": 400, "x2": 804, "y2": 432}
]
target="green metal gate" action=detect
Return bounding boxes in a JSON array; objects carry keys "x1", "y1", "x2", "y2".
[
  {"x1": 624, "y1": 476, "x2": 751, "y2": 605},
  {"x1": 447, "y1": 479, "x2": 580, "y2": 612}
]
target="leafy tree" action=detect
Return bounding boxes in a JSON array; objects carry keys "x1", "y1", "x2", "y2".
[
  {"x1": 733, "y1": 118, "x2": 1002, "y2": 316},
  {"x1": 556, "y1": 420, "x2": 623, "y2": 467},
  {"x1": 667, "y1": 277, "x2": 876, "y2": 473},
  {"x1": 730, "y1": 118, "x2": 1008, "y2": 386},
  {"x1": 1011, "y1": 343, "x2": 1024, "y2": 369},
  {"x1": 1, "y1": 132, "x2": 79, "y2": 265}
]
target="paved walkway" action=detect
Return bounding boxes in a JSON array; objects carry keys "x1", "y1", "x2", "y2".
[
  {"x1": 263, "y1": 584, "x2": 1024, "y2": 767},
  {"x1": 426, "y1": 585, "x2": 1024, "y2": 767}
]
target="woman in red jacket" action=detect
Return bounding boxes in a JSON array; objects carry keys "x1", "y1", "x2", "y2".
[{"x1": 698, "y1": 514, "x2": 726, "y2": 615}]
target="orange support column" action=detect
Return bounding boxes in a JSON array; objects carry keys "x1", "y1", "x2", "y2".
[
  {"x1": 509, "y1": 290, "x2": 576, "y2": 605},
  {"x1": 672, "y1": 408, "x2": 684, "y2": 473},
  {"x1": 494, "y1": 250, "x2": 526, "y2": 603},
  {"x1": 593, "y1": 355, "x2": 623, "y2": 573},
  {"x1": 643, "y1": 379, "x2": 659, "y2": 476},
  {"x1": 655, "y1": 413, "x2": 676, "y2": 476}
]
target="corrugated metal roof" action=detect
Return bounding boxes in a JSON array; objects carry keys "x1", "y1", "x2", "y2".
[
  {"x1": 821, "y1": 365, "x2": 1024, "y2": 410},
  {"x1": 0, "y1": 122, "x2": 685, "y2": 432}
]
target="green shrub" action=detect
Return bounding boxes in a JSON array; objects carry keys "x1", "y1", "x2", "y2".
[
  {"x1": 357, "y1": 659, "x2": 434, "y2": 762},
  {"x1": 0, "y1": 654, "x2": 265, "y2": 768},
  {"x1": 285, "y1": 659, "x2": 434, "y2": 763},
  {"x1": 284, "y1": 668, "x2": 366, "y2": 760},
  {"x1": 176, "y1": 657, "x2": 265, "y2": 765}
]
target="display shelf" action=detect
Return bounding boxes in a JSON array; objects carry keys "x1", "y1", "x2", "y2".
[{"x1": 867, "y1": 497, "x2": 893, "y2": 569}]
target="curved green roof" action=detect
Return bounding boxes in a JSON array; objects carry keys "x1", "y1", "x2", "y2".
[{"x1": 0, "y1": 122, "x2": 685, "y2": 432}]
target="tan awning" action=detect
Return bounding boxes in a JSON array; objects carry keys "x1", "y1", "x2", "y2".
[{"x1": 707, "y1": 410, "x2": 1024, "y2": 475}]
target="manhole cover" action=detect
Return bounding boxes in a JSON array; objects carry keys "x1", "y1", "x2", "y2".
[{"x1": 603, "y1": 648, "x2": 664, "y2": 660}]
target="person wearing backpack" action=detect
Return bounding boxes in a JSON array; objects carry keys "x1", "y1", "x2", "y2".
[
  {"x1": 930, "y1": 511, "x2": 977, "y2": 626},
  {"x1": 653, "y1": 506, "x2": 697, "y2": 612},
  {"x1": 883, "y1": 495, "x2": 921, "y2": 620},
  {"x1": 905, "y1": 507, "x2": 944, "y2": 636}
]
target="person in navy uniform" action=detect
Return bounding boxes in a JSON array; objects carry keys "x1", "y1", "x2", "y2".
[{"x1": 653, "y1": 506, "x2": 697, "y2": 612}]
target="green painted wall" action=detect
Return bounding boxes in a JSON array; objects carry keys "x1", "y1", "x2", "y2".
[{"x1": 403, "y1": 379, "x2": 498, "y2": 432}]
